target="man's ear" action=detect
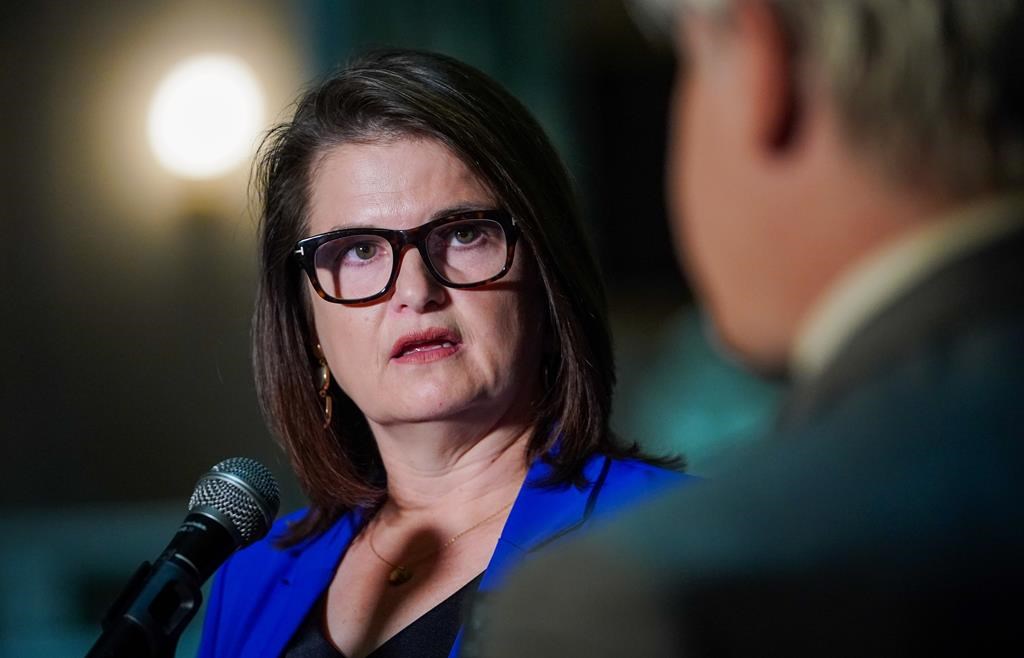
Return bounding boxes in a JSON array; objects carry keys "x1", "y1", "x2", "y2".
[{"x1": 734, "y1": 0, "x2": 800, "y2": 153}]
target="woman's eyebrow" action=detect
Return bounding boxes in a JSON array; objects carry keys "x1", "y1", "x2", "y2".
[
  {"x1": 327, "y1": 202, "x2": 498, "y2": 232},
  {"x1": 426, "y1": 202, "x2": 498, "y2": 222},
  {"x1": 326, "y1": 221, "x2": 376, "y2": 231}
]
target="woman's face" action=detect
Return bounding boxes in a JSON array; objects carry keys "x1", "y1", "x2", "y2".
[{"x1": 305, "y1": 137, "x2": 544, "y2": 432}]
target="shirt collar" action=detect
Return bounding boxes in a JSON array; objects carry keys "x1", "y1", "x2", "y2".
[{"x1": 791, "y1": 194, "x2": 1024, "y2": 382}]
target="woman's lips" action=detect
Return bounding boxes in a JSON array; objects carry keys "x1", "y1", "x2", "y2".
[{"x1": 390, "y1": 328, "x2": 462, "y2": 364}]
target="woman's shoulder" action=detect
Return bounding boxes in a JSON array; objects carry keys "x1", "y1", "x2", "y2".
[
  {"x1": 214, "y1": 506, "x2": 360, "y2": 595},
  {"x1": 590, "y1": 456, "x2": 700, "y2": 518},
  {"x1": 245, "y1": 507, "x2": 309, "y2": 551},
  {"x1": 602, "y1": 455, "x2": 698, "y2": 487},
  {"x1": 216, "y1": 508, "x2": 316, "y2": 581}
]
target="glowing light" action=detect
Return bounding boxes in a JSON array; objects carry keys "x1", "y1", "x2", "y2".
[{"x1": 147, "y1": 54, "x2": 265, "y2": 180}]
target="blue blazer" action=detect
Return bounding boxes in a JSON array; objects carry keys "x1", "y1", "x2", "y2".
[{"x1": 196, "y1": 454, "x2": 693, "y2": 657}]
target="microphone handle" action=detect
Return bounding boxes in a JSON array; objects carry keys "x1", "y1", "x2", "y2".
[
  {"x1": 85, "y1": 514, "x2": 235, "y2": 658},
  {"x1": 85, "y1": 558, "x2": 202, "y2": 657}
]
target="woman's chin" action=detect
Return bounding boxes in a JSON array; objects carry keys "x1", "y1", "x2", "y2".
[{"x1": 369, "y1": 389, "x2": 470, "y2": 423}]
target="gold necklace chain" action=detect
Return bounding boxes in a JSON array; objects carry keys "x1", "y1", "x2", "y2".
[{"x1": 367, "y1": 501, "x2": 513, "y2": 586}]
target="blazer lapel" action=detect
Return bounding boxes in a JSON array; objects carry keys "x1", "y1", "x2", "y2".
[
  {"x1": 449, "y1": 454, "x2": 611, "y2": 657},
  {"x1": 240, "y1": 510, "x2": 365, "y2": 658},
  {"x1": 481, "y1": 453, "x2": 610, "y2": 592}
]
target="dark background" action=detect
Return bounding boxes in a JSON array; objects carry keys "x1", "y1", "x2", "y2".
[{"x1": 0, "y1": 1, "x2": 775, "y2": 654}]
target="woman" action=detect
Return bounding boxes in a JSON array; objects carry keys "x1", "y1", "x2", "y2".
[{"x1": 197, "y1": 49, "x2": 694, "y2": 658}]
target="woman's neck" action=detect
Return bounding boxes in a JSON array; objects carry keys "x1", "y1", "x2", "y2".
[{"x1": 370, "y1": 419, "x2": 532, "y2": 519}]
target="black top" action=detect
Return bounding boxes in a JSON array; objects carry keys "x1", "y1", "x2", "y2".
[{"x1": 283, "y1": 572, "x2": 485, "y2": 658}]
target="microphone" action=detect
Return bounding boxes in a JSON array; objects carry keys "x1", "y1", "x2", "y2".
[{"x1": 86, "y1": 457, "x2": 280, "y2": 658}]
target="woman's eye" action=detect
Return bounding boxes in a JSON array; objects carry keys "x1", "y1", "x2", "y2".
[
  {"x1": 453, "y1": 227, "x2": 479, "y2": 244},
  {"x1": 347, "y1": 243, "x2": 377, "y2": 261}
]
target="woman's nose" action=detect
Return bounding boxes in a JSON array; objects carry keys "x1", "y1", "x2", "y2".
[{"x1": 391, "y1": 249, "x2": 447, "y2": 311}]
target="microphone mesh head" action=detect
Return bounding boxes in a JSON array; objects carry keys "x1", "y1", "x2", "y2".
[{"x1": 188, "y1": 457, "x2": 281, "y2": 546}]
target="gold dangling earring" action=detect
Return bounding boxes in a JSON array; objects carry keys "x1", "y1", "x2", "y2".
[{"x1": 314, "y1": 343, "x2": 333, "y2": 429}]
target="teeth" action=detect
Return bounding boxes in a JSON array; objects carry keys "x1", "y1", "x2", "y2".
[{"x1": 401, "y1": 340, "x2": 455, "y2": 356}]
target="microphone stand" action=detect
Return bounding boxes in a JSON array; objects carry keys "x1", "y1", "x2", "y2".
[{"x1": 85, "y1": 559, "x2": 203, "y2": 658}]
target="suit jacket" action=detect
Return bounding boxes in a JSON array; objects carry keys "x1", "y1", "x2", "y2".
[
  {"x1": 480, "y1": 223, "x2": 1024, "y2": 657},
  {"x1": 195, "y1": 453, "x2": 692, "y2": 657}
]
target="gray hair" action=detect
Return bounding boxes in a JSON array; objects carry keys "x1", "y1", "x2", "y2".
[{"x1": 629, "y1": 0, "x2": 1024, "y2": 198}]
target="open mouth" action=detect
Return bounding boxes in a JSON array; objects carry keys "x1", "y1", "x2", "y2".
[{"x1": 390, "y1": 327, "x2": 462, "y2": 362}]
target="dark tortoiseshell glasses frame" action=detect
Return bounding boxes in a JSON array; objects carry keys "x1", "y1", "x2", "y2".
[{"x1": 293, "y1": 209, "x2": 520, "y2": 305}]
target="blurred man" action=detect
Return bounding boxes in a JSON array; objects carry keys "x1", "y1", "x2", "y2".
[{"x1": 478, "y1": 1, "x2": 1024, "y2": 655}]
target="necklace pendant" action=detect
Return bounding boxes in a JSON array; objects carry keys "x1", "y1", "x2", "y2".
[{"x1": 388, "y1": 566, "x2": 412, "y2": 586}]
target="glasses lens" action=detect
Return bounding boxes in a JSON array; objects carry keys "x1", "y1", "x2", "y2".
[
  {"x1": 426, "y1": 219, "x2": 509, "y2": 285},
  {"x1": 313, "y1": 234, "x2": 393, "y2": 301}
]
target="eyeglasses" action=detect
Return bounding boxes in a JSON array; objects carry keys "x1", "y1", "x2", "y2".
[{"x1": 294, "y1": 209, "x2": 519, "y2": 304}]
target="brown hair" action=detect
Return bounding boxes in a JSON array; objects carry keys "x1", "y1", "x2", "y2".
[{"x1": 253, "y1": 49, "x2": 672, "y2": 545}]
